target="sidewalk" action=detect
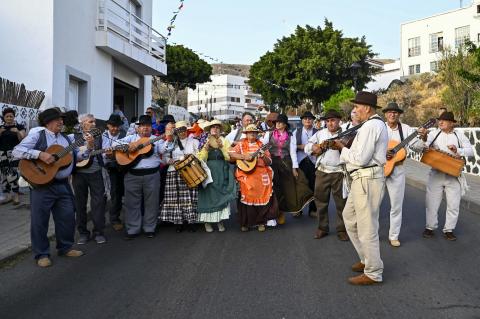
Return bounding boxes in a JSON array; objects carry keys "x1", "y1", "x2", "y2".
[
  {"x1": 1, "y1": 161, "x2": 479, "y2": 263},
  {"x1": 404, "y1": 158, "x2": 480, "y2": 214}
]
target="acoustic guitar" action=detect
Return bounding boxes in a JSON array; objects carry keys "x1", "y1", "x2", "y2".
[
  {"x1": 236, "y1": 143, "x2": 272, "y2": 173},
  {"x1": 19, "y1": 128, "x2": 102, "y2": 187},
  {"x1": 313, "y1": 122, "x2": 365, "y2": 156},
  {"x1": 384, "y1": 118, "x2": 436, "y2": 177},
  {"x1": 115, "y1": 134, "x2": 165, "y2": 168},
  {"x1": 76, "y1": 144, "x2": 128, "y2": 168}
]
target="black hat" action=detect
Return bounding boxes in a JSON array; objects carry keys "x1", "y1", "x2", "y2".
[
  {"x1": 350, "y1": 91, "x2": 380, "y2": 108},
  {"x1": 106, "y1": 114, "x2": 123, "y2": 126},
  {"x1": 320, "y1": 109, "x2": 343, "y2": 120},
  {"x1": 161, "y1": 114, "x2": 175, "y2": 123},
  {"x1": 274, "y1": 114, "x2": 290, "y2": 128},
  {"x1": 136, "y1": 115, "x2": 152, "y2": 126},
  {"x1": 437, "y1": 111, "x2": 456, "y2": 123},
  {"x1": 382, "y1": 102, "x2": 404, "y2": 114},
  {"x1": 38, "y1": 108, "x2": 64, "y2": 126},
  {"x1": 300, "y1": 111, "x2": 315, "y2": 119}
]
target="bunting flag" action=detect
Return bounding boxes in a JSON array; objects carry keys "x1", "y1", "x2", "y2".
[{"x1": 166, "y1": 0, "x2": 185, "y2": 37}]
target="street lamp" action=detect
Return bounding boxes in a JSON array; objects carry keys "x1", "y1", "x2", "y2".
[{"x1": 350, "y1": 62, "x2": 362, "y2": 93}]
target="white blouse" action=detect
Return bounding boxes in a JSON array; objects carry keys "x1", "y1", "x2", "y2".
[{"x1": 165, "y1": 137, "x2": 200, "y2": 171}]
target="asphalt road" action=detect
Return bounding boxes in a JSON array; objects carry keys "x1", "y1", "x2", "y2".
[{"x1": 1, "y1": 184, "x2": 480, "y2": 319}]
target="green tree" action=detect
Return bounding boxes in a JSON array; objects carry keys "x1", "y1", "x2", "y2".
[
  {"x1": 153, "y1": 44, "x2": 212, "y2": 106},
  {"x1": 439, "y1": 45, "x2": 480, "y2": 126},
  {"x1": 249, "y1": 20, "x2": 378, "y2": 113},
  {"x1": 323, "y1": 87, "x2": 355, "y2": 112}
]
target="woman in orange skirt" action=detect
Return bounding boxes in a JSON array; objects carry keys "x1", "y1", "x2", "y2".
[{"x1": 229, "y1": 124, "x2": 279, "y2": 232}]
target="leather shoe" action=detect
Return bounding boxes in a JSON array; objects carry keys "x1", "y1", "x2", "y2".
[
  {"x1": 63, "y1": 249, "x2": 84, "y2": 257},
  {"x1": 351, "y1": 262, "x2": 365, "y2": 272},
  {"x1": 337, "y1": 232, "x2": 349, "y2": 241},
  {"x1": 277, "y1": 212, "x2": 286, "y2": 225},
  {"x1": 240, "y1": 226, "x2": 249, "y2": 232},
  {"x1": 314, "y1": 229, "x2": 328, "y2": 239},
  {"x1": 348, "y1": 274, "x2": 381, "y2": 285},
  {"x1": 112, "y1": 223, "x2": 124, "y2": 231},
  {"x1": 423, "y1": 229, "x2": 434, "y2": 238},
  {"x1": 390, "y1": 239, "x2": 401, "y2": 247},
  {"x1": 444, "y1": 232, "x2": 457, "y2": 241},
  {"x1": 37, "y1": 257, "x2": 52, "y2": 268}
]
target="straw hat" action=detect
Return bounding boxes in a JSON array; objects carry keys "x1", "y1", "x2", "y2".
[
  {"x1": 243, "y1": 124, "x2": 262, "y2": 133},
  {"x1": 175, "y1": 120, "x2": 189, "y2": 129},
  {"x1": 197, "y1": 118, "x2": 209, "y2": 130},
  {"x1": 203, "y1": 119, "x2": 222, "y2": 131}
]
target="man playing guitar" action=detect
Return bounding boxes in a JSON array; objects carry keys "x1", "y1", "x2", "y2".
[
  {"x1": 13, "y1": 108, "x2": 93, "y2": 267},
  {"x1": 383, "y1": 102, "x2": 417, "y2": 248}
]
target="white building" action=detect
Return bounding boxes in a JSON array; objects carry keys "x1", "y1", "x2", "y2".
[
  {"x1": 365, "y1": 59, "x2": 401, "y2": 91},
  {"x1": 0, "y1": 0, "x2": 167, "y2": 121},
  {"x1": 401, "y1": 0, "x2": 480, "y2": 77},
  {"x1": 187, "y1": 74, "x2": 266, "y2": 120}
]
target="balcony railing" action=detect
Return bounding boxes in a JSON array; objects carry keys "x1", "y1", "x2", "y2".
[{"x1": 97, "y1": 0, "x2": 166, "y2": 62}]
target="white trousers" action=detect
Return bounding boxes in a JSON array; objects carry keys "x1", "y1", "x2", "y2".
[
  {"x1": 343, "y1": 167, "x2": 385, "y2": 282},
  {"x1": 385, "y1": 165, "x2": 406, "y2": 240},
  {"x1": 425, "y1": 170, "x2": 461, "y2": 233}
]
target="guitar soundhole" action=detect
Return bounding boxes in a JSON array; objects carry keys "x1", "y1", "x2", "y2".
[{"x1": 53, "y1": 154, "x2": 59, "y2": 161}]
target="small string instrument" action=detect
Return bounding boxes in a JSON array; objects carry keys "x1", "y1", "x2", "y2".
[
  {"x1": 236, "y1": 143, "x2": 272, "y2": 173},
  {"x1": 313, "y1": 122, "x2": 365, "y2": 155},
  {"x1": 76, "y1": 144, "x2": 128, "y2": 168},
  {"x1": 19, "y1": 128, "x2": 102, "y2": 187},
  {"x1": 384, "y1": 118, "x2": 436, "y2": 177},
  {"x1": 206, "y1": 134, "x2": 222, "y2": 149},
  {"x1": 420, "y1": 148, "x2": 465, "y2": 177},
  {"x1": 115, "y1": 134, "x2": 165, "y2": 168}
]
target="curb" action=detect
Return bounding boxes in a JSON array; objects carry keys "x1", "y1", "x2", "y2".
[{"x1": 405, "y1": 177, "x2": 480, "y2": 215}]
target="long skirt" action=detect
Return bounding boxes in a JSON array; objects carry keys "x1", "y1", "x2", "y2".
[
  {"x1": 237, "y1": 194, "x2": 279, "y2": 227},
  {"x1": 0, "y1": 150, "x2": 19, "y2": 194},
  {"x1": 197, "y1": 158, "x2": 238, "y2": 223},
  {"x1": 159, "y1": 171, "x2": 198, "y2": 224},
  {"x1": 271, "y1": 156, "x2": 314, "y2": 213}
]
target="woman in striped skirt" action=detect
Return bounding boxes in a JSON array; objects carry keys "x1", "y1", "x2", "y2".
[{"x1": 159, "y1": 121, "x2": 200, "y2": 232}]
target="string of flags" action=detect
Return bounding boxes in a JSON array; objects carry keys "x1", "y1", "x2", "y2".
[{"x1": 166, "y1": 0, "x2": 185, "y2": 37}]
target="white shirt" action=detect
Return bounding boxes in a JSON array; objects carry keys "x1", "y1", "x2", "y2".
[
  {"x1": 101, "y1": 131, "x2": 124, "y2": 164},
  {"x1": 294, "y1": 126, "x2": 317, "y2": 164},
  {"x1": 226, "y1": 128, "x2": 245, "y2": 143},
  {"x1": 340, "y1": 115, "x2": 388, "y2": 172},
  {"x1": 304, "y1": 128, "x2": 342, "y2": 170},
  {"x1": 164, "y1": 137, "x2": 200, "y2": 171},
  {"x1": 412, "y1": 129, "x2": 474, "y2": 158},
  {"x1": 13, "y1": 128, "x2": 89, "y2": 179},
  {"x1": 386, "y1": 122, "x2": 416, "y2": 145},
  {"x1": 261, "y1": 131, "x2": 299, "y2": 168},
  {"x1": 117, "y1": 134, "x2": 166, "y2": 169}
]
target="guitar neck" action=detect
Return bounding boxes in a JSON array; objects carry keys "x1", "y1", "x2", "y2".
[{"x1": 392, "y1": 133, "x2": 417, "y2": 153}]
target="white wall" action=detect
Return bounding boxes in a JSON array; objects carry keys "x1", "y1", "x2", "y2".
[
  {"x1": 366, "y1": 60, "x2": 401, "y2": 91},
  {"x1": 401, "y1": 2, "x2": 480, "y2": 77},
  {"x1": 0, "y1": 0, "x2": 54, "y2": 107}
]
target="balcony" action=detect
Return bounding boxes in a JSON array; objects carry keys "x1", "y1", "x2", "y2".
[{"x1": 96, "y1": 0, "x2": 167, "y2": 76}]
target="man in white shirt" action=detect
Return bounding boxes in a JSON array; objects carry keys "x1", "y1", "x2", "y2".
[
  {"x1": 382, "y1": 102, "x2": 417, "y2": 248},
  {"x1": 415, "y1": 111, "x2": 474, "y2": 241},
  {"x1": 295, "y1": 111, "x2": 318, "y2": 217},
  {"x1": 117, "y1": 115, "x2": 166, "y2": 239},
  {"x1": 226, "y1": 112, "x2": 255, "y2": 146},
  {"x1": 341, "y1": 110, "x2": 360, "y2": 131},
  {"x1": 305, "y1": 110, "x2": 348, "y2": 241},
  {"x1": 332, "y1": 91, "x2": 388, "y2": 285}
]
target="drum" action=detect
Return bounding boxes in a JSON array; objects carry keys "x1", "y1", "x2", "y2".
[{"x1": 174, "y1": 154, "x2": 207, "y2": 188}]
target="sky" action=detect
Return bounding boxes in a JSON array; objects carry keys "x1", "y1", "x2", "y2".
[{"x1": 152, "y1": 0, "x2": 465, "y2": 65}]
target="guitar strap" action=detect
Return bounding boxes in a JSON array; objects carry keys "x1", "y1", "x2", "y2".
[
  {"x1": 429, "y1": 130, "x2": 460, "y2": 148},
  {"x1": 34, "y1": 130, "x2": 77, "y2": 168},
  {"x1": 398, "y1": 123, "x2": 404, "y2": 141}
]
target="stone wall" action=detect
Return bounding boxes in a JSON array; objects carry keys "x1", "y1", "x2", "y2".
[
  {"x1": 1, "y1": 103, "x2": 39, "y2": 130},
  {"x1": 408, "y1": 128, "x2": 480, "y2": 176}
]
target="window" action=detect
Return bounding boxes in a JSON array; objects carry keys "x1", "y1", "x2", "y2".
[
  {"x1": 455, "y1": 25, "x2": 470, "y2": 48},
  {"x1": 213, "y1": 98, "x2": 217, "y2": 103},
  {"x1": 408, "y1": 64, "x2": 421, "y2": 75},
  {"x1": 236, "y1": 97, "x2": 240, "y2": 102},
  {"x1": 477, "y1": 5, "x2": 480, "y2": 13},
  {"x1": 408, "y1": 37, "x2": 421, "y2": 57},
  {"x1": 230, "y1": 97, "x2": 235, "y2": 102},
  {"x1": 429, "y1": 33, "x2": 444, "y2": 53},
  {"x1": 430, "y1": 61, "x2": 439, "y2": 72},
  {"x1": 245, "y1": 98, "x2": 251, "y2": 103}
]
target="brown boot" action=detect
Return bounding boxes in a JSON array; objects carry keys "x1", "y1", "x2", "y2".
[
  {"x1": 348, "y1": 274, "x2": 381, "y2": 285},
  {"x1": 337, "y1": 232, "x2": 349, "y2": 241},
  {"x1": 62, "y1": 249, "x2": 84, "y2": 257},
  {"x1": 37, "y1": 257, "x2": 52, "y2": 268},
  {"x1": 351, "y1": 262, "x2": 365, "y2": 272},
  {"x1": 277, "y1": 212, "x2": 286, "y2": 225},
  {"x1": 314, "y1": 229, "x2": 328, "y2": 239}
]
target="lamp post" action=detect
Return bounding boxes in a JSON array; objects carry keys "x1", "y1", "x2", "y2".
[{"x1": 350, "y1": 62, "x2": 362, "y2": 93}]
